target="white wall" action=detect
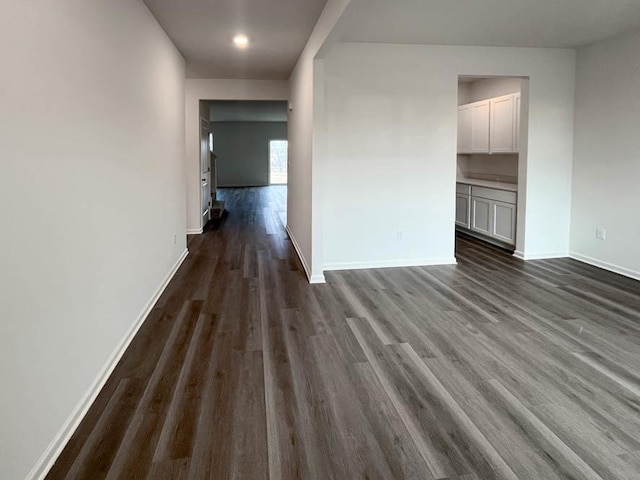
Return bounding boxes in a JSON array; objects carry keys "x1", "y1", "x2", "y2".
[
  {"x1": 458, "y1": 82, "x2": 472, "y2": 105},
  {"x1": 459, "y1": 154, "x2": 519, "y2": 179},
  {"x1": 466, "y1": 77, "x2": 522, "y2": 103},
  {"x1": 212, "y1": 122, "x2": 288, "y2": 186},
  {"x1": 458, "y1": 77, "x2": 521, "y2": 105},
  {"x1": 288, "y1": 58, "x2": 315, "y2": 279},
  {"x1": 185, "y1": 80, "x2": 289, "y2": 233},
  {"x1": 570, "y1": 28, "x2": 640, "y2": 279},
  {"x1": 321, "y1": 43, "x2": 576, "y2": 269},
  {"x1": 287, "y1": 0, "x2": 352, "y2": 283},
  {"x1": 0, "y1": 1, "x2": 186, "y2": 478}
]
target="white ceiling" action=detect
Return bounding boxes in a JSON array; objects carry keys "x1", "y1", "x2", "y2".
[
  {"x1": 142, "y1": 0, "x2": 328, "y2": 80},
  {"x1": 336, "y1": 0, "x2": 640, "y2": 48},
  {"x1": 210, "y1": 100, "x2": 288, "y2": 122},
  {"x1": 142, "y1": 0, "x2": 640, "y2": 81}
]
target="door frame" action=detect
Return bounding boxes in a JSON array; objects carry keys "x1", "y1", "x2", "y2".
[{"x1": 200, "y1": 117, "x2": 211, "y2": 230}]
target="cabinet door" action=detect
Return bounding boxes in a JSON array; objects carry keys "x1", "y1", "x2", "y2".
[
  {"x1": 514, "y1": 94, "x2": 521, "y2": 152},
  {"x1": 455, "y1": 194, "x2": 471, "y2": 229},
  {"x1": 471, "y1": 197, "x2": 492, "y2": 235},
  {"x1": 490, "y1": 95, "x2": 515, "y2": 153},
  {"x1": 457, "y1": 106, "x2": 472, "y2": 153},
  {"x1": 470, "y1": 101, "x2": 490, "y2": 153},
  {"x1": 492, "y1": 200, "x2": 516, "y2": 245}
]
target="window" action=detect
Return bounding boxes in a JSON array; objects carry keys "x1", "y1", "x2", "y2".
[{"x1": 269, "y1": 140, "x2": 288, "y2": 185}]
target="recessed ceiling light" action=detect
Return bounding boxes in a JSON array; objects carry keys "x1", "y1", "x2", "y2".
[{"x1": 233, "y1": 34, "x2": 249, "y2": 49}]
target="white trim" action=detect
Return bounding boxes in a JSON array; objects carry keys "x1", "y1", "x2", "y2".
[
  {"x1": 285, "y1": 225, "x2": 321, "y2": 283},
  {"x1": 187, "y1": 228, "x2": 203, "y2": 235},
  {"x1": 570, "y1": 252, "x2": 640, "y2": 282},
  {"x1": 324, "y1": 257, "x2": 458, "y2": 272},
  {"x1": 514, "y1": 250, "x2": 568, "y2": 260},
  {"x1": 27, "y1": 249, "x2": 189, "y2": 480}
]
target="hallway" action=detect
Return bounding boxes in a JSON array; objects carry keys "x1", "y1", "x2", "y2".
[{"x1": 48, "y1": 186, "x2": 640, "y2": 480}]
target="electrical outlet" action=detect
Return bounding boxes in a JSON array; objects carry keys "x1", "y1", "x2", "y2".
[
  {"x1": 396, "y1": 230, "x2": 404, "y2": 241},
  {"x1": 596, "y1": 228, "x2": 606, "y2": 240},
  {"x1": 173, "y1": 233, "x2": 177, "y2": 245}
]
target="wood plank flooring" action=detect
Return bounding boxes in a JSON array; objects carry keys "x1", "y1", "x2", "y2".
[{"x1": 47, "y1": 186, "x2": 640, "y2": 480}]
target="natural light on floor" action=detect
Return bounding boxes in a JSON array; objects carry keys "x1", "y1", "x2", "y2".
[{"x1": 269, "y1": 140, "x2": 288, "y2": 184}]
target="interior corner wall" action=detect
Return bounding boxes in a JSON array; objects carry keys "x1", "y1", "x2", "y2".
[
  {"x1": 212, "y1": 122, "x2": 287, "y2": 187},
  {"x1": 0, "y1": 1, "x2": 186, "y2": 478},
  {"x1": 185, "y1": 79, "x2": 289, "y2": 232},
  {"x1": 286, "y1": 0, "x2": 350, "y2": 283},
  {"x1": 570, "y1": 28, "x2": 640, "y2": 279},
  {"x1": 288, "y1": 56, "x2": 315, "y2": 280},
  {"x1": 457, "y1": 82, "x2": 472, "y2": 105},
  {"x1": 321, "y1": 43, "x2": 575, "y2": 269}
]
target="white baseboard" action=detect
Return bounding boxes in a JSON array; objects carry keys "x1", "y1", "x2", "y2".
[
  {"x1": 569, "y1": 252, "x2": 640, "y2": 282},
  {"x1": 284, "y1": 225, "x2": 324, "y2": 283},
  {"x1": 27, "y1": 249, "x2": 189, "y2": 480},
  {"x1": 324, "y1": 257, "x2": 458, "y2": 271},
  {"x1": 514, "y1": 251, "x2": 568, "y2": 260},
  {"x1": 187, "y1": 228, "x2": 203, "y2": 235}
]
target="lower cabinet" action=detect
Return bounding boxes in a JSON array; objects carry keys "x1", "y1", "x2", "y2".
[
  {"x1": 471, "y1": 196, "x2": 492, "y2": 236},
  {"x1": 491, "y1": 200, "x2": 517, "y2": 244},
  {"x1": 456, "y1": 183, "x2": 517, "y2": 247},
  {"x1": 455, "y1": 194, "x2": 471, "y2": 229}
]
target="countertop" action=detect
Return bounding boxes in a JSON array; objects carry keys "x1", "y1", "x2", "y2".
[{"x1": 456, "y1": 176, "x2": 518, "y2": 192}]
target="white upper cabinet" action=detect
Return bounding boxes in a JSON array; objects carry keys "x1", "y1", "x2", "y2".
[
  {"x1": 457, "y1": 93, "x2": 521, "y2": 154},
  {"x1": 490, "y1": 95, "x2": 515, "y2": 153},
  {"x1": 470, "y1": 101, "x2": 490, "y2": 153},
  {"x1": 457, "y1": 105, "x2": 472, "y2": 153},
  {"x1": 457, "y1": 100, "x2": 490, "y2": 153}
]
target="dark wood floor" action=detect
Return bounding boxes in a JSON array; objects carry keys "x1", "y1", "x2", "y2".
[{"x1": 47, "y1": 186, "x2": 640, "y2": 480}]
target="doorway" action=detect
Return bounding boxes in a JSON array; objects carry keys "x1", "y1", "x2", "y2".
[
  {"x1": 208, "y1": 100, "x2": 288, "y2": 188},
  {"x1": 455, "y1": 76, "x2": 528, "y2": 256},
  {"x1": 269, "y1": 140, "x2": 288, "y2": 185},
  {"x1": 200, "y1": 118, "x2": 211, "y2": 226},
  {"x1": 204, "y1": 100, "x2": 289, "y2": 229}
]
